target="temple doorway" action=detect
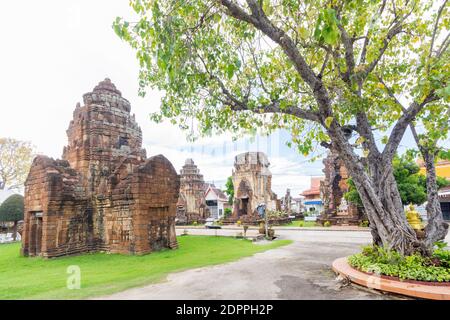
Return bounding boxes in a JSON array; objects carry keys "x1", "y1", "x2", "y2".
[
  {"x1": 29, "y1": 212, "x2": 43, "y2": 256},
  {"x1": 239, "y1": 198, "x2": 249, "y2": 217}
]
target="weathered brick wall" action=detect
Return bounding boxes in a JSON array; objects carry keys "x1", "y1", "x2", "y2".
[
  {"x1": 22, "y1": 79, "x2": 179, "y2": 257},
  {"x1": 22, "y1": 156, "x2": 92, "y2": 257}
]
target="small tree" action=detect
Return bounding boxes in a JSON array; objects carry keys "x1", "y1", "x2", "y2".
[
  {"x1": 0, "y1": 138, "x2": 34, "y2": 191},
  {"x1": 224, "y1": 207, "x2": 232, "y2": 218},
  {"x1": 224, "y1": 176, "x2": 234, "y2": 204},
  {"x1": 0, "y1": 194, "x2": 24, "y2": 241}
]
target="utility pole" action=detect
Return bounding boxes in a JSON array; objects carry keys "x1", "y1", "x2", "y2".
[{"x1": 262, "y1": 173, "x2": 269, "y2": 239}]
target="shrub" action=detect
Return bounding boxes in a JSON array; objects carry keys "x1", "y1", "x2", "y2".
[
  {"x1": 192, "y1": 221, "x2": 198, "y2": 226},
  {"x1": 224, "y1": 207, "x2": 232, "y2": 218},
  {"x1": 323, "y1": 221, "x2": 331, "y2": 227},
  {"x1": 298, "y1": 221, "x2": 304, "y2": 227},
  {"x1": 359, "y1": 220, "x2": 369, "y2": 228},
  {"x1": 348, "y1": 245, "x2": 450, "y2": 282},
  {"x1": 0, "y1": 194, "x2": 24, "y2": 241},
  {"x1": 433, "y1": 241, "x2": 450, "y2": 268},
  {"x1": 267, "y1": 210, "x2": 289, "y2": 219},
  {"x1": 258, "y1": 222, "x2": 265, "y2": 234}
]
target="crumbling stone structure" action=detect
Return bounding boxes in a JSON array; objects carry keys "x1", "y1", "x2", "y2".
[
  {"x1": 176, "y1": 159, "x2": 209, "y2": 224},
  {"x1": 229, "y1": 152, "x2": 280, "y2": 224},
  {"x1": 317, "y1": 148, "x2": 364, "y2": 226},
  {"x1": 281, "y1": 188, "x2": 293, "y2": 214},
  {"x1": 22, "y1": 79, "x2": 179, "y2": 258}
]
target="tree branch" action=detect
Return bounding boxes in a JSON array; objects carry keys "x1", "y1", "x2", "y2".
[
  {"x1": 212, "y1": 73, "x2": 320, "y2": 122},
  {"x1": 191, "y1": 29, "x2": 322, "y2": 124},
  {"x1": 382, "y1": 92, "x2": 439, "y2": 161},
  {"x1": 219, "y1": 0, "x2": 334, "y2": 126},
  {"x1": 357, "y1": 4, "x2": 415, "y2": 80},
  {"x1": 220, "y1": 0, "x2": 320, "y2": 93},
  {"x1": 436, "y1": 31, "x2": 450, "y2": 59},
  {"x1": 225, "y1": 98, "x2": 321, "y2": 122},
  {"x1": 429, "y1": 0, "x2": 448, "y2": 60},
  {"x1": 377, "y1": 75, "x2": 404, "y2": 108},
  {"x1": 359, "y1": 0, "x2": 387, "y2": 65},
  {"x1": 336, "y1": 22, "x2": 355, "y2": 85}
]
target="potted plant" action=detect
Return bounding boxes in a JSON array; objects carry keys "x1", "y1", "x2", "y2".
[{"x1": 258, "y1": 222, "x2": 265, "y2": 234}]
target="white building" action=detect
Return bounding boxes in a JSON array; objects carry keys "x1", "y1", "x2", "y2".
[
  {"x1": 300, "y1": 177, "x2": 324, "y2": 216},
  {"x1": 204, "y1": 184, "x2": 229, "y2": 220}
]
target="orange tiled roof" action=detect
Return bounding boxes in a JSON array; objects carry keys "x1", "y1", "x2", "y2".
[{"x1": 300, "y1": 177, "x2": 324, "y2": 196}]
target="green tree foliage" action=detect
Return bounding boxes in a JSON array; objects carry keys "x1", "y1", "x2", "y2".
[
  {"x1": 345, "y1": 155, "x2": 449, "y2": 206},
  {"x1": 113, "y1": 1, "x2": 449, "y2": 150},
  {"x1": 0, "y1": 194, "x2": 24, "y2": 241},
  {"x1": 0, "y1": 194, "x2": 24, "y2": 223},
  {"x1": 113, "y1": 0, "x2": 450, "y2": 254},
  {"x1": 438, "y1": 149, "x2": 450, "y2": 160},
  {"x1": 224, "y1": 176, "x2": 234, "y2": 204},
  {"x1": 224, "y1": 207, "x2": 232, "y2": 218}
]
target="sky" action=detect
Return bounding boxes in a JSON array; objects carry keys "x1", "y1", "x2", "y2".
[{"x1": 0, "y1": 0, "x2": 434, "y2": 197}]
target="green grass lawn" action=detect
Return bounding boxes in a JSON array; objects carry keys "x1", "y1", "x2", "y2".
[
  {"x1": 0, "y1": 236, "x2": 291, "y2": 300},
  {"x1": 283, "y1": 220, "x2": 318, "y2": 227}
]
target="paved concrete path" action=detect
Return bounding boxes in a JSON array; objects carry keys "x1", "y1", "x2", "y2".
[
  {"x1": 97, "y1": 229, "x2": 406, "y2": 300},
  {"x1": 177, "y1": 226, "x2": 450, "y2": 244},
  {"x1": 177, "y1": 225, "x2": 370, "y2": 232}
]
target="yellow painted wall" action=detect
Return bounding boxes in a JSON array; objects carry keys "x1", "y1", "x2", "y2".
[{"x1": 419, "y1": 162, "x2": 450, "y2": 179}]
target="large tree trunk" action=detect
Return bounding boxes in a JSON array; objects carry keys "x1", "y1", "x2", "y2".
[
  {"x1": 422, "y1": 151, "x2": 449, "y2": 249},
  {"x1": 408, "y1": 122, "x2": 449, "y2": 251},
  {"x1": 327, "y1": 128, "x2": 424, "y2": 255},
  {"x1": 350, "y1": 161, "x2": 423, "y2": 255}
]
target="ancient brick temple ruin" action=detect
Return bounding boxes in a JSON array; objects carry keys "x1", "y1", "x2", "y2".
[
  {"x1": 317, "y1": 147, "x2": 365, "y2": 226},
  {"x1": 22, "y1": 79, "x2": 179, "y2": 258},
  {"x1": 176, "y1": 159, "x2": 209, "y2": 224},
  {"x1": 228, "y1": 152, "x2": 281, "y2": 224}
]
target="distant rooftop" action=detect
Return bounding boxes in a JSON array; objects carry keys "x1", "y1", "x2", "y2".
[{"x1": 300, "y1": 177, "x2": 324, "y2": 196}]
